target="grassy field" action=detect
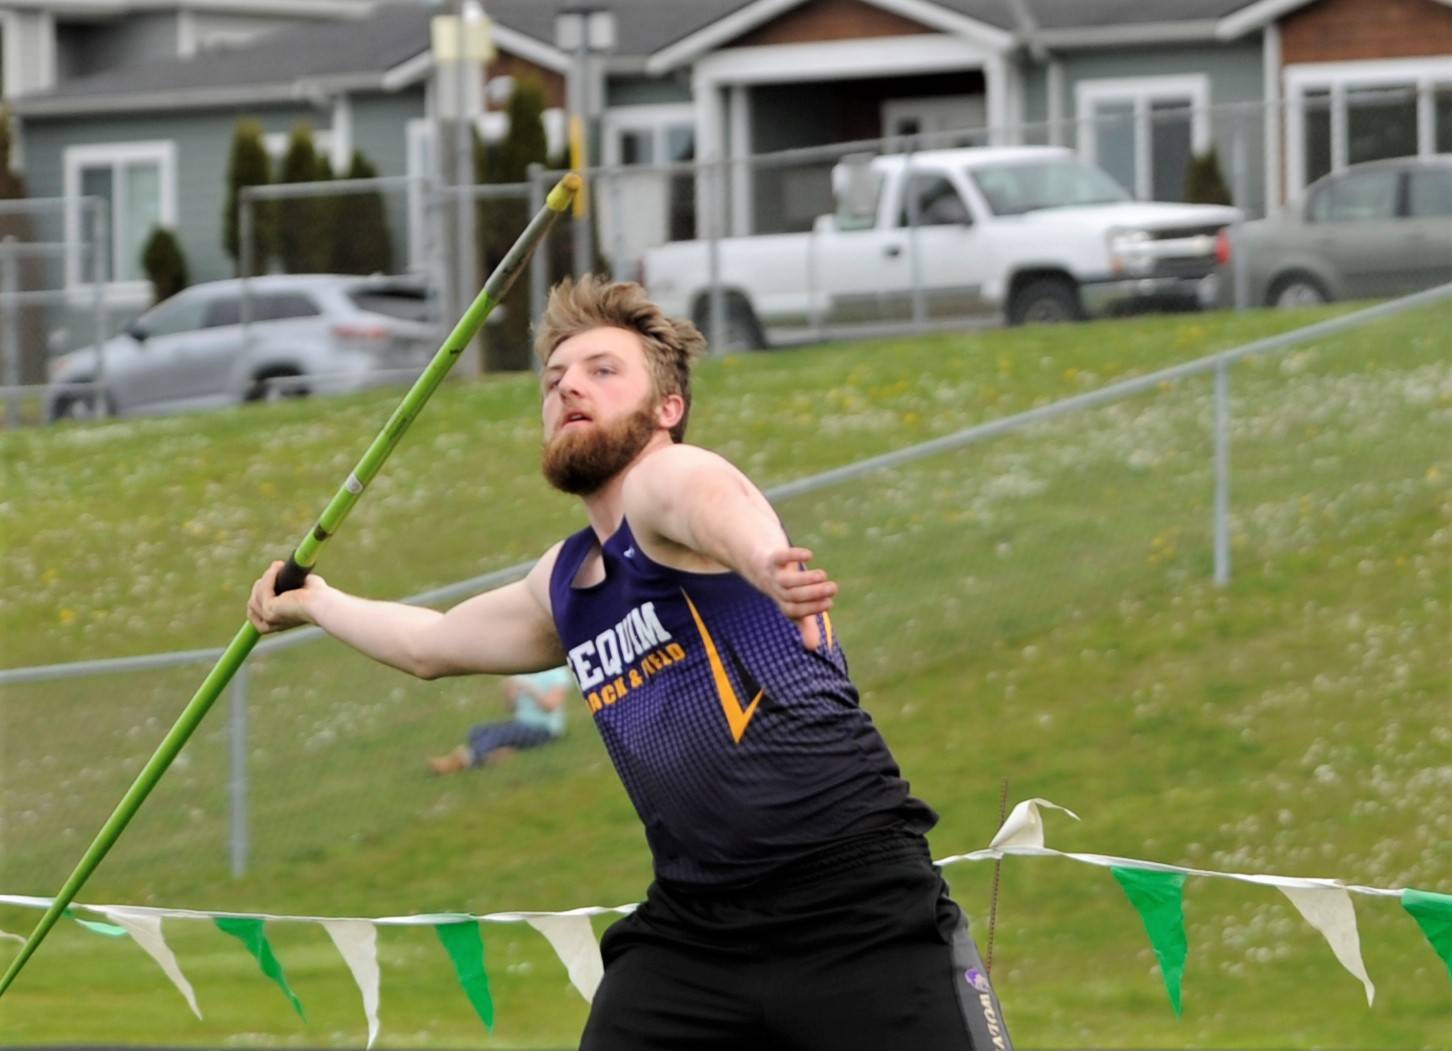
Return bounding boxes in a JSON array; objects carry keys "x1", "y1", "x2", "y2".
[{"x1": 1, "y1": 302, "x2": 1449, "y2": 1048}]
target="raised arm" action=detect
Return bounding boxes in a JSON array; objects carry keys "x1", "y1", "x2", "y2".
[
  {"x1": 246, "y1": 543, "x2": 566, "y2": 678},
  {"x1": 623, "y1": 445, "x2": 835, "y2": 647}
]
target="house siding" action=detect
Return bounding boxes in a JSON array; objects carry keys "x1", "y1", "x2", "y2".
[
  {"x1": 24, "y1": 101, "x2": 351, "y2": 341},
  {"x1": 1050, "y1": 41, "x2": 1268, "y2": 213},
  {"x1": 727, "y1": 0, "x2": 932, "y2": 48},
  {"x1": 350, "y1": 88, "x2": 427, "y2": 274},
  {"x1": 1281, "y1": 0, "x2": 1452, "y2": 63}
]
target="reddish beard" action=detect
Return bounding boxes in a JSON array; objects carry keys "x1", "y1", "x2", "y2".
[{"x1": 541, "y1": 400, "x2": 660, "y2": 495}]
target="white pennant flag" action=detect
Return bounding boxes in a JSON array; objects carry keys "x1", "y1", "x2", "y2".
[
  {"x1": 99, "y1": 907, "x2": 202, "y2": 1019},
  {"x1": 321, "y1": 920, "x2": 381, "y2": 1049},
  {"x1": 526, "y1": 914, "x2": 604, "y2": 1002},
  {"x1": 1278, "y1": 885, "x2": 1375, "y2": 1005},
  {"x1": 989, "y1": 798, "x2": 1081, "y2": 849}
]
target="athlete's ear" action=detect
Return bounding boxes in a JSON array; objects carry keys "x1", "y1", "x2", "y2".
[{"x1": 656, "y1": 393, "x2": 685, "y2": 432}]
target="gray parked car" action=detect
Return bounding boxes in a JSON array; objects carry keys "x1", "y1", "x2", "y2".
[
  {"x1": 47, "y1": 274, "x2": 439, "y2": 421},
  {"x1": 1217, "y1": 155, "x2": 1452, "y2": 308}
]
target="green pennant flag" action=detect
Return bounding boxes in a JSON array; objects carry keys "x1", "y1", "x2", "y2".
[
  {"x1": 63, "y1": 908, "x2": 127, "y2": 938},
  {"x1": 435, "y1": 920, "x2": 495, "y2": 1032},
  {"x1": 214, "y1": 917, "x2": 306, "y2": 1020},
  {"x1": 1402, "y1": 888, "x2": 1452, "y2": 983},
  {"x1": 1112, "y1": 866, "x2": 1189, "y2": 1016}
]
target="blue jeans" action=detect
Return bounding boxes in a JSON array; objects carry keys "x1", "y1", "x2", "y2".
[{"x1": 466, "y1": 721, "x2": 555, "y2": 764}]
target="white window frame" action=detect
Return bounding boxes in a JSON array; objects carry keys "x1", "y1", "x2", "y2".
[
  {"x1": 1285, "y1": 57, "x2": 1452, "y2": 197},
  {"x1": 600, "y1": 103, "x2": 695, "y2": 169},
  {"x1": 64, "y1": 140, "x2": 177, "y2": 304},
  {"x1": 1076, "y1": 74, "x2": 1212, "y2": 200}
]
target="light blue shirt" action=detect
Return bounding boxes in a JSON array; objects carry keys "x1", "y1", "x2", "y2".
[{"x1": 511, "y1": 666, "x2": 572, "y2": 737}]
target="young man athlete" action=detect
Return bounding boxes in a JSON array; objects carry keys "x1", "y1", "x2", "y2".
[{"x1": 247, "y1": 276, "x2": 1014, "y2": 1050}]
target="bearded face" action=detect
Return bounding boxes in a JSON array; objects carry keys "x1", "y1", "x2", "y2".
[{"x1": 541, "y1": 397, "x2": 659, "y2": 495}]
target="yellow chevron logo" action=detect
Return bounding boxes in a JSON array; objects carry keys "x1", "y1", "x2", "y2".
[{"x1": 682, "y1": 591, "x2": 763, "y2": 744}]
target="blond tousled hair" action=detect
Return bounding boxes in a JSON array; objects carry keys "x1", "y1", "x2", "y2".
[{"x1": 533, "y1": 276, "x2": 705, "y2": 443}]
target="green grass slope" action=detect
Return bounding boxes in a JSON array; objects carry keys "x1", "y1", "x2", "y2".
[{"x1": 1, "y1": 303, "x2": 1448, "y2": 1048}]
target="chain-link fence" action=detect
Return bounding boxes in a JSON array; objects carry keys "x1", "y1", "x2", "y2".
[
  {"x1": 2, "y1": 283, "x2": 1446, "y2": 896},
  {"x1": 0, "y1": 197, "x2": 109, "y2": 428},
  {"x1": 5, "y1": 89, "x2": 1449, "y2": 427}
]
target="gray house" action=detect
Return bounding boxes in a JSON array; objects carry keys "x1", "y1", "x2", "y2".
[{"x1": 7, "y1": 0, "x2": 1451, "y2": 346}]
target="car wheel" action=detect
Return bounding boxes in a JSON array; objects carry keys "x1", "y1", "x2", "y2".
[
  {"x1": 49, "y1": 390, "x2": 109, "y2": 423},
  {"x1": 246, "y1": 370, "x2": 308, "y2": 403},
  {"x1": 1269, "y1": 274, "x2": 1329, "y2": 308},
  {"x1": 1008, "y1": 277, "x2": 1084, "y2": 326}
]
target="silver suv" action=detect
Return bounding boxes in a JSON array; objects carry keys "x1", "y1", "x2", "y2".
[{"x1": 47, "y1": 274, "x2": 439, "y2": 420}]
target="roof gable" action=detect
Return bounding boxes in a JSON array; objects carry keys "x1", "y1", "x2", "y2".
[
  {"x1": 1218, "y1": 0, "x2": 1452, "y2": 38},
  {"x1": 646, "y1": 0, "x2": 1014, "y2": 75}
]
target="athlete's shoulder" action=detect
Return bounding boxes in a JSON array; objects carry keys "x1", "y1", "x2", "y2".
[{"x1": 624, "y1": 442, "x2": 738, "y2": 497}]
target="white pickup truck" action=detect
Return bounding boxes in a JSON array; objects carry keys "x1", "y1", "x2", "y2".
[{"x1": 643, "y1": 146, "x2": 1240, "y2": 345}]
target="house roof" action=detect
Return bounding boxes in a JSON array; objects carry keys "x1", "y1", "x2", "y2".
[
  {"x1": 18, "y1": 0, "x2": 1424, "y2": 119},
  {"x1": 15, "y1": 3, "x2": 434, "y2": 114},
  {"x1": 1217, "y1": 0, "x2": 1452, "y2": 38}
]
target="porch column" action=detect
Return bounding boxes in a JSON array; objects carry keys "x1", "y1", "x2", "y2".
[
  {"x1": 985, "y1": 55, "x2": 1009, "y2": 145},
  {"x1": 692, "y1": 72, "x2": 727, "y2": 239},
  {"x1": 729, "y1": 83, "x2": 753, "y2": 236},
  {"x1": 1047, "y1": 58, "x2": 1065, "y2": 146},
  {"x1": 1263, "y1": 23, "x2": 1282, "y2": 211}
]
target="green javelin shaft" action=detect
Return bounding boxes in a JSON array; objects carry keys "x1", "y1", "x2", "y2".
[{"x1": 0, "y1": 173, "x2": 583, "y2": 1002}]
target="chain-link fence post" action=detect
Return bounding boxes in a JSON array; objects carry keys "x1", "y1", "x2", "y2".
[
  {"x1": 906, "y1": 142, "x2": 927, "y2": 332},
  {"x1": 528, "y1": 164, "x2": 548, "y2": 372},
  {"x1": 1, "y1": 235, "x2": 18, "y2": 429},
  {"x1": 229, "y1": 663, "x2": 250, "y2": 878},
  {"x1": 1213, "y1": 358, "x2": 1231, "y2": 586},
  {"x1": 239, "y1": 192, "x2": 255, "y2": 371},
  {"x1": 707, "y1": 159, "x2": 725, "y2": 354},
  {"x1": 90, "y1": 198, "x2": 111, "y2": 413},
  {"x1": 1232, "y1": 115, "x2": 1250, "y2": 312}
]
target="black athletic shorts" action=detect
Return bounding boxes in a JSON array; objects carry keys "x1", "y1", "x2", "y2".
[{"x1": 579, "y1": 830, "x2": 1014, "y2": 1050}]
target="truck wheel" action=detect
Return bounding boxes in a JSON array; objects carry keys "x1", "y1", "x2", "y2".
[
  {"x1": 696, "y1": 296, "x2": 767, "y2": 351},
  {"x1": 1008, "y1": 277, "x2": 1083, "y2": 326},
  {"x1": 246, "y1": 368, "x2": 308, "y2": 403},
  {"x1": 1268, "y1": 273, "x2": 1328, "y2": 308}
]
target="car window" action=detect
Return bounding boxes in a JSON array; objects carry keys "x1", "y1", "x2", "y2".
[
  {"x1": 140, "y1": 295, "x2": 207, "y2": 337},
  {"x1": 1408, "y1": 169, "x2": 1452, "y2": 218},
  {"x1": 898, "y1": 175, "x2": 971, "y2": 227},
  {"x1": 258, "y1": 293, "x2": 323, "y2": 321},
  {"x1": 1307, "y1": 170, "x2": 1400, "y2": 222},
  {"x1": 204, "y1": 297, "x2": 242, "y2": 328},
  {"x1": 347, "y1": 288, "x2": 431, "y2": 322}
]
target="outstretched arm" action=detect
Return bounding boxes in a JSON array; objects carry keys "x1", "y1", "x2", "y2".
[
  {"x1": 246, "y1": 543, "x2": 566, "y2": 678},
  {"x1": 624, "y1": 445, "x2": 835, "y2": 648}
]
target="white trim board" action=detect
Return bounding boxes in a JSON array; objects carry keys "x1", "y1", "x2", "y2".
[
  {"x1": 1076, "y1": 74, "x2": 1212, "y2": 200},
  {"x1": 694, "y1": 34, "x2": 993, "y2": 87},
  {"x1": 1282, "y1": 56, "x2": 1452, "y2": 194},
  {"x1": 62, "y1": 140, "x2": 178, "y2": 295},
  {"x1": 647, "y1": 0, "x2": 1011, "y2": 76}
]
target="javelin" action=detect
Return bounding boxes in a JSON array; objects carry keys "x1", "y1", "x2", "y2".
[{"x1": 0, "y1": 172, "x2": 583, "y2": 1000}]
